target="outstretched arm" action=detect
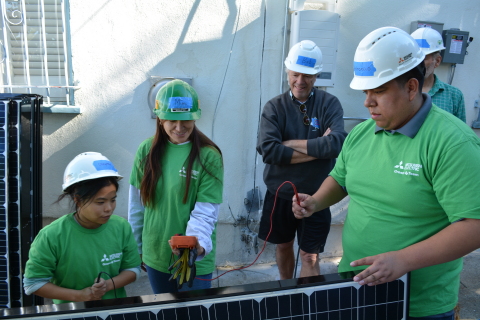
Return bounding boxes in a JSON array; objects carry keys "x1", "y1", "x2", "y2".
[
  {"x1": 350, "y1": 218, "x2": 480, "y2": 286},
  {"x1": 292, "y1": 176, "x2": 347, "y2": 218}
]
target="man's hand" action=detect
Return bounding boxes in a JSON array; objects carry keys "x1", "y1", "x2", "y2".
[
  {"x1": 350, "y1": 251, "x2": 409, "y2": 286},
  {"x1": 292, "y1": 193, "x2": 317, "y2": 219}
]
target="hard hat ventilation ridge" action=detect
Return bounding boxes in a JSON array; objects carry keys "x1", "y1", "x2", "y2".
[{"x1": 371, "y1": 30, "x2": 397, "y2": 46}]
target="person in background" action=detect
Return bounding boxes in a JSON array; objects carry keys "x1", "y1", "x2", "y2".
[
  {"x1": 129, "y1": 79, "x2": 223, "y2": 293},
  {"x1": 411, "y1": 27, "x2": 466, "y2": 122},
  {"x1": 24, "y1": 152, "x2": 141, "y2": 304},
  {"x1": 292, "y1": 27, "x2": 480, "y2": 319},
  {"x1": 256, "y1": 40, "x2": 347, "y2": 280}
]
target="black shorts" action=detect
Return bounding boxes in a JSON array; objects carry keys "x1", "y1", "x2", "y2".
[{"x1": 258, "y1": 190, "x2": 331, "y2": 254}]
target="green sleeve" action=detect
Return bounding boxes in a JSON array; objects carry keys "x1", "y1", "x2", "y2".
[{"x1": 24, "y1": 228, "x2": 58, "y2": 279}]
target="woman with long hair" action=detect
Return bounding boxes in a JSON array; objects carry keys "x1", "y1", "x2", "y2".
[{"x1": 129, "y1": 80, "x2": 223, "y2": 293}]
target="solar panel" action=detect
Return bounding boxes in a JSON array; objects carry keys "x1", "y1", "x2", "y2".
[
  {"x1": 0, "y1": 273, "x2": 409, "y2": 319},
  {"x1": 0, "y1": 94, "x2": 43, "y2": 309},
  {"x1": 7, "y1": 98, "x2": 22, "y2": 309},
  {"x1": 0, "y1": 100, "x2": 9, "y2": 309}
]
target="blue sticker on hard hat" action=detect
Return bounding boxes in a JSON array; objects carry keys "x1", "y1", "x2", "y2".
[
  {"x1": 168, "y1": 97, "x2": 193, "y2": 110},
  {"x1": 353, "y1": 61, "x2": 377, "y2": 76},
  {"x1": 93, "y1": 160, "x2": 117, "y2": 172},
  {"x1": 415, "y1": 39, "x2": 430, "y2": 48},
  {"x1": 296, "y1": 56, "x2": 316, "y2": 68}
]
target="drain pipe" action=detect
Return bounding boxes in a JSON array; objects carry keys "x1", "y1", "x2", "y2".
[{"x1": 279, "y1": 0, "x2": 290, "y2": 95}]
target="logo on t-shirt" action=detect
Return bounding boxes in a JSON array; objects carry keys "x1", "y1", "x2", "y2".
[
  {"x1": 179, "y1": 167, "x2": 199, "y2": 179},
  {"x1": 310, "y1": 117, "x2": 320, "y2": 131},
  {"x1": 101, "y1": 252, "x2": 123, "y2": 266},
  {"x1": 393, "y1": 161, "x2": 422, "y2": 177}
]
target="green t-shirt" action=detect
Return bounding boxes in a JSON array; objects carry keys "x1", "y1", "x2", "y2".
[
  {"x1": 130, "y1": 138, "x2": 223, "y2": 275},
  {"x1": 330, "y1": 106, "x2": 480, "y2": 317},
  {"x1": 24, "y1": 214, "x2": 142, "y2": 304}
]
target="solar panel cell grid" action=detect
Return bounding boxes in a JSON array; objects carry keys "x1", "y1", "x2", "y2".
[
  {"x1": 0, "y1": 207, "x2": 6, "y2": 230},
  {"x1": 0, "y1": 274, "x2": 408, "y2": 319},
  {"x1": 0, "y1": 101, "x2": 8, "y2": 309}
]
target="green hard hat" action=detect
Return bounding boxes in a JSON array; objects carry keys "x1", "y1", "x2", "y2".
[{"x1": 153, "y1": 80, "x2": 201, "y2": 120}]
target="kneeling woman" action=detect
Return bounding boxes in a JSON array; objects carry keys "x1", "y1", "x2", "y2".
[
  {"x1": 129, "y1": 80, "x2": 223, "y2": 293},
  {"x1": 24, "y1": 152, "x2": 142, "y2": 304}
]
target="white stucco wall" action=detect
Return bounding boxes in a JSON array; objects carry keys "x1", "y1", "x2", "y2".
[{"x1": 41, "y1": 0, "x2": 480, "y2": 267}]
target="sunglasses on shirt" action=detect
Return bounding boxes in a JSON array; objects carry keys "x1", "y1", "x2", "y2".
[{"x1": 298, "y1": 103, "x2": 311, "y2": 126}]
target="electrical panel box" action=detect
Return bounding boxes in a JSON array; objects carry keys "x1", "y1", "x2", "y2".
[
  {"x1": 290, "y1": 10, "x2": 340, "y2": 87},
  {"x1": 441, "y1": 29, "x2": 469, "y2": 64},
  {"x1": 410, "y1": 20, "x2": 444, "y2": 35}
]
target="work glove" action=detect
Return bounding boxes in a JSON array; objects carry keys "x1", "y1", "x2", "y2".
[{"x1": 168, "y1": 247, "x2": 197, "y2": 289}]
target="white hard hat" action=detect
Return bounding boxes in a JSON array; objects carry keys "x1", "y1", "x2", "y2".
[
  {"x1": 62, "y1": 152, "x2": 123, "y2": 191},
  {"x1": 411, "y1": 27, "x2": 446, "y2": 55},
  {"x1": 350, "y1": 27, "x2": 425, "y2": 90},
  {"x1": 284, "y1": 40, "x2": 323, "y2": 75}
]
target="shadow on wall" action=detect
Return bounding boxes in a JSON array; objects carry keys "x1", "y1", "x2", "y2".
[
  {"x1": 42, "y1": 0, "x2": 265, "y2": 219},
  {"x1": 40, "y1": 0, "x2": 275, "y2": 306}
]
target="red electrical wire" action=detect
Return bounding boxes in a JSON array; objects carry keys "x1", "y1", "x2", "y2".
[{"x1": 196, "y1": 181, "x2": 300, "y2": 281}]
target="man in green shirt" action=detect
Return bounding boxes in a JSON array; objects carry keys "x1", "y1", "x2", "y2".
[{"x1": 292, "y1": 27, "x2": 480, "y2": 319}]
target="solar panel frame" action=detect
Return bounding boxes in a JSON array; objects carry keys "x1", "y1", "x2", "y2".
[
  {"x1": 18, "y1": 95, "x2": 44, "y2": 307},
  {"x1": 0, "y1": 273, "x2": 409, "y2": 320}
]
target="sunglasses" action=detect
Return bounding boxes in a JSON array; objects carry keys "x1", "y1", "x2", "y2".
[{"x1": 298, "y1": 104, "x2": 310, "y2": 126}]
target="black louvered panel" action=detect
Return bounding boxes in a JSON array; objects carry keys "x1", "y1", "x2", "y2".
[
  {"x1": 0, "y1": 94, "x2": 43, "y2": 309},
  {"x1": 0, "y1": 100, "x2": 10, "y2": 308},
  {"x1": 7, "y1": 98, "x2": 22, "y2": 308}
]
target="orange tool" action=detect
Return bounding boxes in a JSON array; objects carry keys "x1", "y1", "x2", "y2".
[{"x1": 170, "y1": 235, "x2": 197, "y2": 249}]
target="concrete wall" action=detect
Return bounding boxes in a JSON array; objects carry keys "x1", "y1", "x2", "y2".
[{"x1": 42, "y1": 0, "x2": 480, "y2": 268}]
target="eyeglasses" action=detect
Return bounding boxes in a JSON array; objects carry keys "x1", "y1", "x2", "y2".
[{"x1": 298, "y1": 104, "x2": 310, "y2": 126}]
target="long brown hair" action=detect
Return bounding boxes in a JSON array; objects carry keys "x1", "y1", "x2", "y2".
[{"x1": 140, "y1": 118, "x2": 222, "y2": 206}]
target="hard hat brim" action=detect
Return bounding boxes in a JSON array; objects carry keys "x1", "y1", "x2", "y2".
[
  {"x1": 350, "y1": 74, "x2": 397, "y2": 90},
  {"x1": 285, "y1": 62, "x2": 322, "y2": 75},
  {"x1": 62, "y1": 172, "x2": 123, "y2": 191},
  {"x1": 154, "y1": 109, "x2": 201, "y2": 121},
  {"x1": 421, "y1": 46, "x2": 446, "y2": 55}
]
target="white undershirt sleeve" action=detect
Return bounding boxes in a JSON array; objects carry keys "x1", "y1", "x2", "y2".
[
  {"x1": 128, "y1": 185, "x2": 145, "y2": 254},
  {"x1": 186, "y1": 202, "x2": 219, "y2": 261}
]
